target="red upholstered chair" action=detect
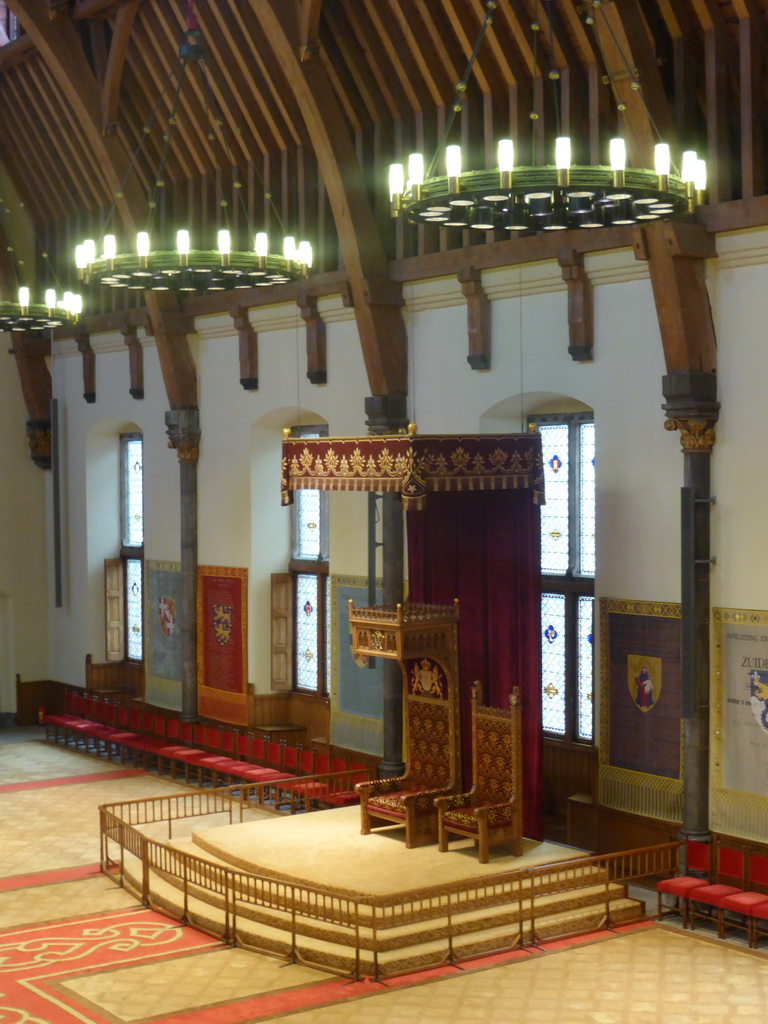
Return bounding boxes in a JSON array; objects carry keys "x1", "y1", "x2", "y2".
[
  {"x1": 688, "y1": 884, "x2": 744, "y2": 932},
  {"x1": 656, "y1": 876, "x2": 710, "y2": 927},
  {"x1": 749, "y1": 899, "x2": 768, "y2": 948},
  {"x1": 718, "y1": 890, "x2": 768, "y2": 942},
  {"x1": 435, "y1": 684, "x2": 523, "y2": 863},
  {"x1": 236, "y1": 733, "x2": 252, "y2": 761},
  {"x1": 251, "y1": 737, "x2": 267, "y2": 765}
]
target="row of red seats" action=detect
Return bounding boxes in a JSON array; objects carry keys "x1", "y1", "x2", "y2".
[
  {"x1": 657, "y1": 840, "x2": 768, "y2": 947},
  {"x1": 43, "y1": 691, "x2": 370, "y2": 807}
]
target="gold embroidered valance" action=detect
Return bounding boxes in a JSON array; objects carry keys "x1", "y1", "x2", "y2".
[{"x1": 281, "y1": 432, "x2": 544, "y2": 510}]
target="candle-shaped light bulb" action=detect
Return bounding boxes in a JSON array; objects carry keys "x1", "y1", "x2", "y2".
[
  {"x1": 609, "y1": 138, "x2": 626, "y2": 172},
  {"x1": 71, "y1": 294, "x2": 83, "y2": 316},
  {"x1": 18, "y1": 286, "x2": 30, "y2": 310},
  {"x1": 407, "y1": 152, "x2": 424, "y2": 201},
  {"x1": 694, "y1": 158, "x2": 707, "y2": 192},
  {"x1": 298, "y1": 240, "x2": 313, "y2": 269},
  {"x1": 681, "y1": 150, "x2": 698, "y2": 183},
  {"x1": 63, "y1": 291, "x2": 73, "y2": 313},
  {"x1": 445, "y1": 144, "x2": 462, "y2": 178},
  {"x1": 283, "y1": 236, "x2": 297, "y2": 262},
  {"x1": 83, "y1": 239, "x2": 96, "y2": 265},
  {"x1": 407, "y1": 152, "x2": 424, "y2": 187},
  {"x1": 217, "y1": 229, "x2": 231, "y2": 255},
  {"x1": 497, "y1": 139, "x2": 514, "y2": 172},
  {"x1": 176, "y1": 229, "x2": 190, "y2": 255},
  {"x1": 136, "y1": 231, "x2": 150, "y2": 258},
  {"x1": 255, "y1": 232, "x2": 268, "y2": 258},
  {"x1": 103, "y1": 234, "x2": 117, "y2": 260},
  {"x1": 555, "y1": 136, "x2": 571, "y2": 187},
  {"x1": 389, "y1": 162, "x2": 404, "y2": 199},
  {"x1": 75, "y1": 244, "x2": 86, "y2": 271},
  {"x1": 45, "y1": 288, "x2": 56, "y2": 310},
  {"x1": 654, "y1": 143, "x2": 671, "y2": 177}
]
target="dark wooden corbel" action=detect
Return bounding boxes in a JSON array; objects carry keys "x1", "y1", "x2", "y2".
[
  {"x1": 298, "y1": 290, "x2": 327, "y2": 384},
  {"x1": 230, "y1": 305, "x2": 258, "y2": 390},
  {"x1": 458, "y1": 266, "x2": 491, "y2": 370},
  {"x1": 75, "y1": 330, "x2": 95, "y2": 403},
  {"x1": 121, "y1": 322, "x2": 144, "y2": 399},
  {"x1": 558, "y1": 249, "x2": 594, "y2": 362},
  {"x1": 9, "y1": 331, "x2": 52, "y2": 468}
]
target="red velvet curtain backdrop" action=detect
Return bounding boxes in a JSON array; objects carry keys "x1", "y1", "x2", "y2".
[{"x1": 407, "y1": 489, "x2": 543, "y2": 840}]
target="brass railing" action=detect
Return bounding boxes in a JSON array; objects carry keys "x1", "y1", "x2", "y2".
[{"x1": 100, "y1": 783, "x2": 681, "y2": 980}]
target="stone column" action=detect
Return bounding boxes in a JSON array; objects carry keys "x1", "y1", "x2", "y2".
[
  {"x1": 165, "y1": 409, "x2": 200, "y2": 722},
  {"x1": 662, "y1": 372, "x2": 719, "y2": 861},
  {"x1": 365, "y1": 394, "x2": 408, "y2": 778}
]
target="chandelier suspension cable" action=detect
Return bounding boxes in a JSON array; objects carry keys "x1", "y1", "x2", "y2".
[
  {"x1": 584, "y1": 1, "x2": 668, "y2": 170},
  {"x1": 425, "y1": 0, "x2": 497, "y2": 179},
  {"x1": 76, "y1": 1, "x2": 312, "y2": 294}
]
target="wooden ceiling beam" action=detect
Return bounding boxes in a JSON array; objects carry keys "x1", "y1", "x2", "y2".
[
  {"x1": 362, "y1": 0, "x2": 435, "y2": 113},
  {"x1": 338, "y1": 0, "x2": 403, "y2": 120},
  {"x1": 6, "y1": 0, "x2": 143, "y2": 234},
  {"x1": 385, "y1": 0, "x2": 452, "y2": 109},
  {"x1": 586, "y1": 0, "x2": 676, "y2": 166},
  {"x1": 102, "y1": 0, "x2": 141, "y2": 132},
  {"x1": 249, "y1": 0, "x2": 407, "y2": 397}
]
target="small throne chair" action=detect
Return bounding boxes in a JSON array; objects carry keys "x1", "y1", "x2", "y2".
[
  {"x1": 351, "y1": 601, "x2": 462, "y2": 848},
  {"x1": 435, "y1": 682, "x2": 523, "y2": 863}
]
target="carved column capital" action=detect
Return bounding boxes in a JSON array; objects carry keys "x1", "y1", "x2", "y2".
[
  {"x1": 165, "y1": 409, "x2": 200, "y2": 464},
  {"x1": 664, "y1": 416, "x2": 717, "y2": 453}
]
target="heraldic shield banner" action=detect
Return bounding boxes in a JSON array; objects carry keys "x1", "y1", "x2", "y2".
[{"x1": 197, "y1": 565, "x2": 248, "y2": 725}]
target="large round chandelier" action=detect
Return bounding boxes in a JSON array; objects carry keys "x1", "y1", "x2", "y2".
[
  {"x1": 75, "y1": 230, "x2": 312, "y2": 293},
  {"x1": 75, "y1": 4, "x2": 312, "y2": 297},
  {"x1": 0, "y1": 287, "x2": 82, "y2": 332},
  {"x1": 389, "y1": 138, "x2": 705, "y2": 234}
]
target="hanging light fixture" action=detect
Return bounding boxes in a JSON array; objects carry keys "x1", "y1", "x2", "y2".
[
  {"x1": 75, "y1": 3, "x2": 312, "y2": 295},
  {"x1": 0, "y1": 286, "x2": 82, "y2": 332},
  {"x1": 388, "y1": 1, "x2": 704, "y2": 236}
]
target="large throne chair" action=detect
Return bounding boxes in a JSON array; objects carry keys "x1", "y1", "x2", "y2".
[
  {"x1": 435, "y1": 682, "x2": 523, "y2": 863},
  {"x1": 351, "y1": 600, "x2": 462, "y2": 848}
]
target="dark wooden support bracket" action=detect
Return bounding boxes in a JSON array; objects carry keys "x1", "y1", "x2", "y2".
[
  {"x1": 298, "y1": 291, "x2": 327, "y2": 384},
  {"x1": 9, "y1": 331, "x2": 52, "y2": 468},
  {"x1": 121, "y1": 322, "x2": 144, "y2": 399},
  {"x1": 75, "y1": 330, "x2": 95, "y2": 403},
  {"x1": 144, "y1": 292, "x2": 197, "y2": 410},
  {"x1": 231, "y1": 305, "x2": 259, "y2": 390},
  {"x1": 632, "y1": 220, "x2": 718, "y2": 375},
  {"x1": 558, "y1": 249, "x2": 594, "y2": 362},
  {"x1": 458, "y1": 267, "x2": 491, "y2": 371}
]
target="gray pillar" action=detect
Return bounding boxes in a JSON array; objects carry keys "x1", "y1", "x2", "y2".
[
  {"x1": 165, "y1": 409, "x2": 200, "y2": 722},
  {"x1": 662, "y1": 373, "x2": 719, "y2": 861},
  {"x1": 365, "y1": 395, "x2": 408, "y2": 778}
]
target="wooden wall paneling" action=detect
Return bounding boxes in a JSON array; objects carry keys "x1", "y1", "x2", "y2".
[
  {"x1": 596, "y1": 806, "x2": 678, "y2": 855},
  {"x1": 542, "y1": 739, "x2": 597, "y2": 843},
  {"x1": 15, "y1": 677, "x2": 67, "y2": 726},
  {"x1": 288, "y1": 691, "x2": 331, "y2": 745}
]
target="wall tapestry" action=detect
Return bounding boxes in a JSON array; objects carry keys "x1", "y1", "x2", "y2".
[
  {"x1": 197, "y1": 564, "x2": 248, "y2": 726},
  {"x1": 144, "y1": 561, "x2": 182, "y2": 710},
  {"x1": 601, "y1": 597, "x2": 682, "y2": 779}
]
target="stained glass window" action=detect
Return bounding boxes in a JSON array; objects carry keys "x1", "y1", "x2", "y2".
[
  {"x1": 577, "y1": 595, "x2": 594, "y2": 741},
  {"x1": 579, "y1": 422, "x2": 596, "y2": 577},
  {"x1": 538, "y1": 423, "x2": 570, "y2": 574},
  {"x1": 289, "y1": 424, "x2": 330, "y2": 695},
  {"x1": 122, "y1": 436, "x2": 144, "y2": 547},
  {"x1": 295, "y1": 573, "x2": 320, "y2": 691},
  {"x1": 541, "y1": 592, "x2": 566, "y2": 735},
  {"x1": 120, "y1": 433, "x2": 143, "y2": 662},
  {"x1": 126, "y1": 558, "x2": 143, "y2": 661}
]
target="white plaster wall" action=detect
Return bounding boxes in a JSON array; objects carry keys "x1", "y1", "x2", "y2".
[
  {"x1": 709, "y1": 228, "x2": 768, "y2": 612},
  {"x1": 0, "y1": 347, "x2": 47, "y2": 707},
  {"x1": 41, "y1": 227, "x2": 768, "y2": 697}
]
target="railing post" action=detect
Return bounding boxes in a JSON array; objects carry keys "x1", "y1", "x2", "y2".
[
  {"x1": 142, "y1": 840, "x2": 150, "y2": 907},
  {"x1": 446, "y1": 890, "x2": 455, "y2": 965},
  {"x1": 289, "y1": 886, "x2": 298, "y2": 965}
]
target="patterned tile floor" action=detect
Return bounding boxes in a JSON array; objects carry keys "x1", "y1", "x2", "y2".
[{"x1": 4, "y1": 728, "x2": 768, "y2": 1022}]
